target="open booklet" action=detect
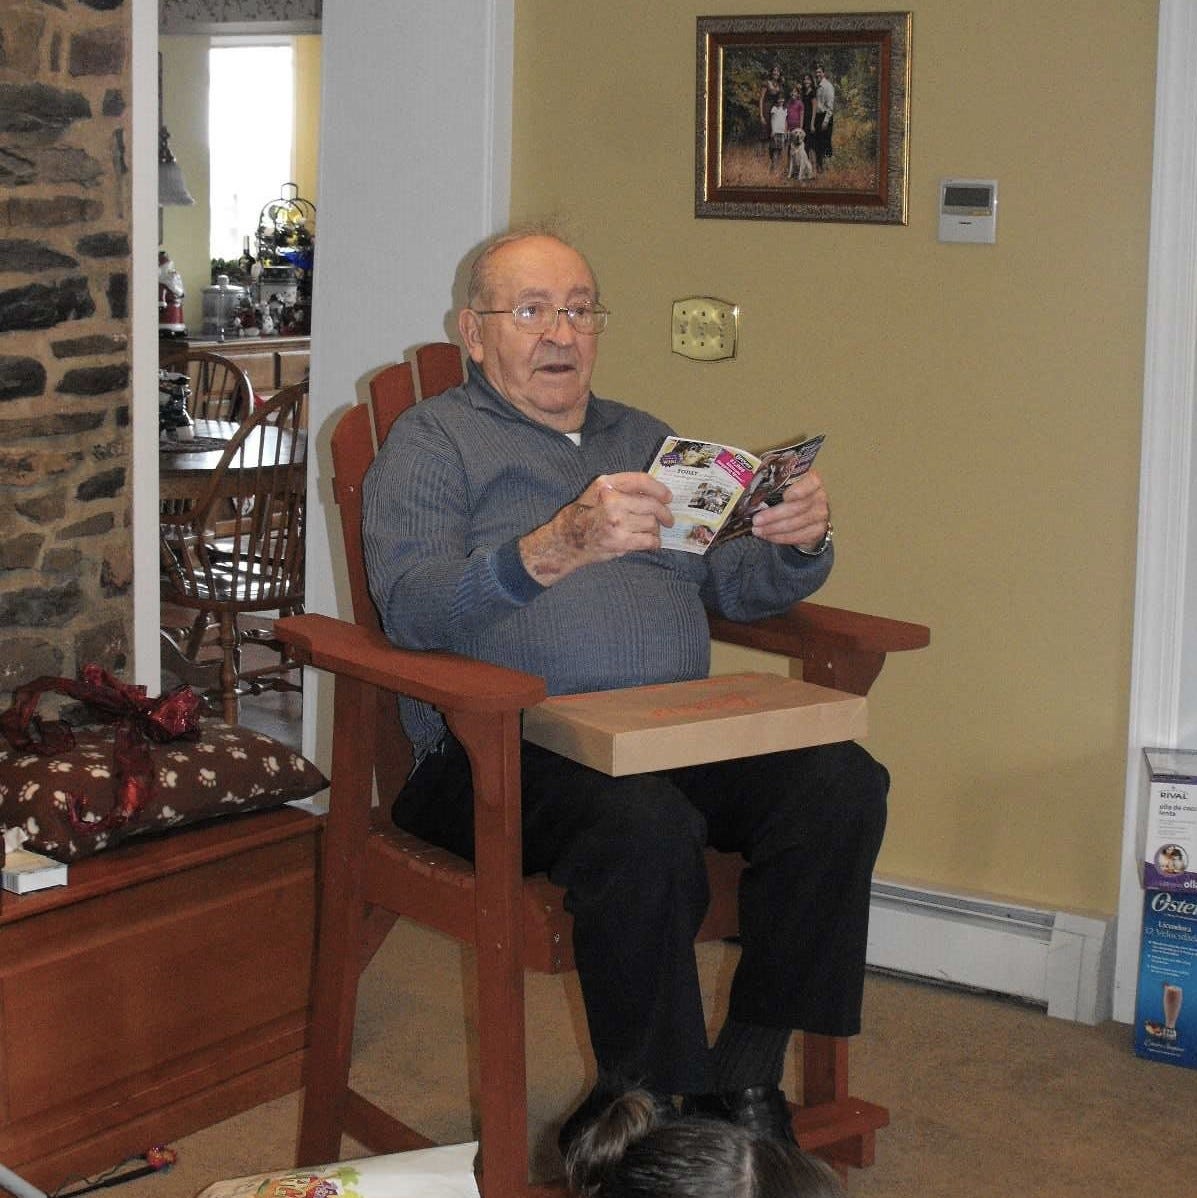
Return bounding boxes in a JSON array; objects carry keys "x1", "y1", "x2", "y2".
[{"x1": 647, "y1": 434, "x2": 824, "y2": 554}]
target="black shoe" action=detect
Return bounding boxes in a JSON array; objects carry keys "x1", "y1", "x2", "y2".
[{"x1": 683, "y1": 1084, "x2": 797, "y2": 1144}]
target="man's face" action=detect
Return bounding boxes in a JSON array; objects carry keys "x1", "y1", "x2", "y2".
[{"x1": 458, "y1": 236, "x2": 599, "y2": 433}]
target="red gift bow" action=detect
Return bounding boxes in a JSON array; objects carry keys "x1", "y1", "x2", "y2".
[{"x1": 0, "y1": 664, "x2": 202, "y2": 836}]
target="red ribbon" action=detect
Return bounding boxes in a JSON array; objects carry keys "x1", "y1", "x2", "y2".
[{"x1": 0, "y1": 665, "x2": 202, "y2": 836}]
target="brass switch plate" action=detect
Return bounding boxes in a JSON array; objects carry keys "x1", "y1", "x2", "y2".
[{"x1": 671, "y1": 297, "x2": 739, "y2": 361}]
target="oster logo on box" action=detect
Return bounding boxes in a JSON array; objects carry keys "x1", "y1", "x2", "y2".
[{"x1": 1135, "y1": 890, "x2": 1197, "y2": 1069}]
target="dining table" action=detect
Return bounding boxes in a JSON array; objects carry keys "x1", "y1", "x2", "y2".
[{"x1": 158, "y1": 418, "x2": 306, "y2": 505}]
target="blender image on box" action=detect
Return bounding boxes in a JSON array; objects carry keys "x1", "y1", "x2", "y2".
[{"x1": 1135, "y1": 889, "x2": 1197, "y2": 1069}]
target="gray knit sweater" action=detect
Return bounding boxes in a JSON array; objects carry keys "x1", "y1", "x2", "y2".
[{"x1": 361, "y1": 361, "x2": 833, "y2": 758}]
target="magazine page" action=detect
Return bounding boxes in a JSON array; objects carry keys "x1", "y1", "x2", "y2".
[
  {"x1": 710, "y1": 434, "x2": 825, "y2": 547},
  {"x1": 648, "y1": 436, "x2": 761, "y2": 554}
]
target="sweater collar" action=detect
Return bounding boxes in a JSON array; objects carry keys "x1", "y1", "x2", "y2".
[{"x1": 464, "y1": 358, "x2": 620, "y2": 437}]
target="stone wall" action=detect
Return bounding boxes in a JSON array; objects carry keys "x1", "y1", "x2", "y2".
[{"x1": 0, "y1": 0, "x2": 133, "y2": 701}]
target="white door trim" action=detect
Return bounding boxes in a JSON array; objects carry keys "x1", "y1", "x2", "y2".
[{"x1": 1115, "y1": 0, "x2": 1197, "y2": 1022}]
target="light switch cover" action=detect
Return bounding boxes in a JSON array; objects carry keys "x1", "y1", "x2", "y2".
[{"x1": 671, "y1": 297, "x2": 739, "y2": 361}]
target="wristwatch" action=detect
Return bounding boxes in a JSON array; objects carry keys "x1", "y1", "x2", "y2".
[{"x1": 796, "y1": 519, "x2": 834, "y2": 557}]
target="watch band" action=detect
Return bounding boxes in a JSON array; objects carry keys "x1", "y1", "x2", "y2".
[{"x1": 796, "y1": 518, "x2": 834, "y2": 557}]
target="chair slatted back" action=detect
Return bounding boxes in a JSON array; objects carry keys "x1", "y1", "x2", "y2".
[
  {"x1": 333, "y1": 351, "x2": 462, "y2": 632},
  {"x1": 331, "y1": 404, "x2": 384, "y2": 633},
  {"x1": 415, "y1": 342, "x2": 465, "y2": 398},
  {"x1": 330, "y1": 349, "x2": 461, "y2": 807},
  {"x1": 172, "y1": 350, "x2": 255, "y2": 422},
  {"x1": 368, "y1": 361, "x2": 418, "y2": 447},
  {"x1": 160, "y1": 382, "x2": 308, "y2": 613}
]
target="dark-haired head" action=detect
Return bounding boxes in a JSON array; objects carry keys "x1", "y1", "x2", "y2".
[{"x1": 565, "y1": 1090, "x2": 845, "y2": 1198}]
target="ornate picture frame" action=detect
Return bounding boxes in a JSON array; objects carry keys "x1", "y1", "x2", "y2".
[{"x1": 696, "y1": 12, "x2": 911, "y2": 224}]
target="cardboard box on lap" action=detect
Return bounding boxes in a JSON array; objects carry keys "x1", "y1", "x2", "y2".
[
  {"x1": 1134, "y1": 888, "x2": 1197, "y2": 1070},
  {"x1": 522, "y1": 672, "x2": 867, "y2": 776},
  {"x1": 1140, "y1": 749, "x2": 1197, "y2": 892}
]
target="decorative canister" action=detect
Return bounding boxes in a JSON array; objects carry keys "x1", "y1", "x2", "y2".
[{"x1": 201, "y1": 274, "x2": 247, "y2": 337}]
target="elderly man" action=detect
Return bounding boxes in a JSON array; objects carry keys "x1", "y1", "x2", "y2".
[{"x1": 362, "y1": 229, "x2": 887, "y2": 1154}]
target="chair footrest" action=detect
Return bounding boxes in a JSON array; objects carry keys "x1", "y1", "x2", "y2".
[{"x1": 793, "y1": 1094, "x2": 889, "y2": 1159}]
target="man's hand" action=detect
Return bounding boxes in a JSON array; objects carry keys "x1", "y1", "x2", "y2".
[
  {"x1": 520, "y1": 472, "x2": 674, "y2": 585},
  {"x1": 749, "y1": 468, "x2": 830, "y2": 551}
]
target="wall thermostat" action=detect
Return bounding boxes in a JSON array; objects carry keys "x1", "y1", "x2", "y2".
[{"x1": 938, "y1": 178, "x2": 997, "y2": 244}]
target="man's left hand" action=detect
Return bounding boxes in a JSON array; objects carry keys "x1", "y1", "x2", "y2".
[{"x1": 750, "y1": 469, "x2": 830, "y2": 551}]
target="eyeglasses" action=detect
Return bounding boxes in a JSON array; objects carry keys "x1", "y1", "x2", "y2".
[{"x1": 471, "y1": 301, "x2": 610, "y2": 336}]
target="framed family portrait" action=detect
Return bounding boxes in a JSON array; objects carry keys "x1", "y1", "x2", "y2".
[{"x1": 696, "y1": 12, "x2": 911, "y2": 224}]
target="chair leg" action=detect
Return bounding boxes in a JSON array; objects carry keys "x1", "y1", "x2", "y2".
[
  {"x1": 217, "y1": 613, "x2": 240, "y2": 724},
  {"x1": 802, "y1": 1033, "x2": 847, "y2": 1106},
  {"x1": 473, "y1": 953, "x2": 530, "y2": 1198},
  {"x1": 801, "y1": 1033, "x2": 879, "y2": 1168},
  {"x1": 298, "y1": 674, "x2": 377, "y2": 1166},
  {"x1": 184, "y1": 610, "x2": 211, "y2": 659},
  {"x1": 298, "y1": 934, "x2": 366, "y2": 1166},
  {"x1": 453, "y1": 709, "x2": 530, "y2": 1198}
]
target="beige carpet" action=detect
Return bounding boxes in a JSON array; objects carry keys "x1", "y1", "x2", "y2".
[{"x1": 101, "y1": 916, "x2": 1197, "y2": 1198}]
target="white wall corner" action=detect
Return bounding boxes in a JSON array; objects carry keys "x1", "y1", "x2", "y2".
[{"x1": 1046, "y1": 911, "x2": 1117, "y2": 1025}]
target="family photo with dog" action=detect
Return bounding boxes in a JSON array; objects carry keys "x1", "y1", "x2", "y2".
[{"x1": 715, "y1": 43, "x2": 885, "y2": 193}]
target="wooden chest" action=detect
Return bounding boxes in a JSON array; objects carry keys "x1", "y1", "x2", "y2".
[{"x1": 0, "y1": 807, "x2": 319, "y2": 1190}]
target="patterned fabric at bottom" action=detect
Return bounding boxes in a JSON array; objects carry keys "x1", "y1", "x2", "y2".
[{"x1": 195, "y1": 1143, "x2": 480, "y2": 1198}]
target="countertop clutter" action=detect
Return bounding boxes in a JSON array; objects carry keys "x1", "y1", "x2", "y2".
[
  {"x1": 160, "y1": 182, "x2": 316, "y2": 344},
  {"x1": 202, "y1": 182, "x2": 316, "y2": 339}
]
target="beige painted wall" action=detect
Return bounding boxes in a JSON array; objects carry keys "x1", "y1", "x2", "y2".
[
  {"x1": 509, "y1": 0, "x2": 1157, "y2": 915},
  {"x1": 293, "y1": 35, "x2": 322, "y2": 206}
]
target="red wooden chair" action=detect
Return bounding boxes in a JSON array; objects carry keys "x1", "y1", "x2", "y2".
[{"x1": 276, "y1": 345, "x2": 929, "y2": 1195}]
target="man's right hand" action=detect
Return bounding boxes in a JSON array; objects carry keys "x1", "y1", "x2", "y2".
[{"x1": 519, "y1": 472, "x2": 674, "y2": 585}]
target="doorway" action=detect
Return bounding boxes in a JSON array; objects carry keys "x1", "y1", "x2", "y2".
[{"x1": 133, "y1": 4, "x2": 320, "y2": 746}]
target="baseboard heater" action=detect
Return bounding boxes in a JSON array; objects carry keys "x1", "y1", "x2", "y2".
[{"x1": 867, "y1": 879, "x2": 1115, "y2": 1024}]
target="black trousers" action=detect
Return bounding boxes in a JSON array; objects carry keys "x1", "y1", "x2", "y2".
[{"x1": 394, "y1": 734, "x2": 888, "y2": 1095}]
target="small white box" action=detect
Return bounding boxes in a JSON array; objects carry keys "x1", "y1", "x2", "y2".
[
  {"x1": 2, "y1": 848, "x2": 68, "y2": 895},
  {"x1": 1141, "y1": 748, "x2": 1197, "y2": 892}
]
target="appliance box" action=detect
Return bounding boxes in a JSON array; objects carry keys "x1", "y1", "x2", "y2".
[
  {"x1": 522, "y1": 672, "x2": 867, "y2": 777},
  {"x1": 1134, "y1": 889, "x2": 1197, "y2": 1069},
  {"x1": 1140, "y1": 748, "x2": 1197, "y2": 892}
]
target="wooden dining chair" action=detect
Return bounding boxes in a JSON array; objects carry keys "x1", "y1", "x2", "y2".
[
  {"x1": 159, "y1": 381, "x2": 308, "y2": 724},
  {"x1": 275, "y1": 346, "x2": 929, "y2": 1196},
  {"x1": 167, "y1": 349, "x2": 255, "y2": 423}
]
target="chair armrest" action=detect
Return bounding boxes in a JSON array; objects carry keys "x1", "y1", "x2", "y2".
[
  {"x1": 274, "y1": 612, "x2": 546, "y2": 714},
  {"x1": 708, "y1": 600, "x2": 930, "y2": 656},
  {"x1": 708, "y1": 601, "x2": 930, "y2": 696}
]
